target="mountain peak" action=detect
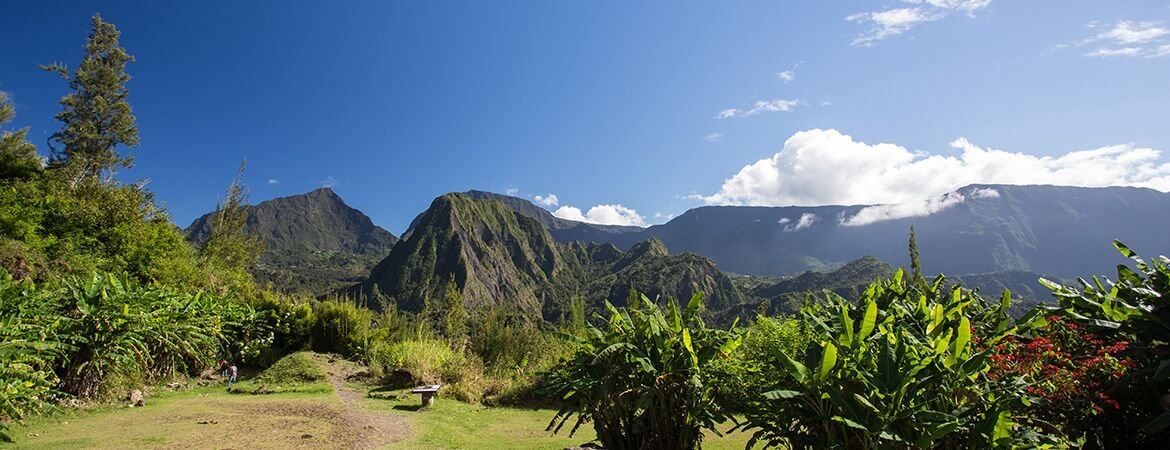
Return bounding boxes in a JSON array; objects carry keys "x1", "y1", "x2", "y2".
[{"x1": 185, "y1": 187, "x2": 397, "y2": 296}]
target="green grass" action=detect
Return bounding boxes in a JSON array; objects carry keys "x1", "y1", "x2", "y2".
[
  {"x1": 363, "y1": 387, "x2": 753, "y2": 450},
  {"x1": 7, "y1": 359, "x2": 753, "y2": 449}
]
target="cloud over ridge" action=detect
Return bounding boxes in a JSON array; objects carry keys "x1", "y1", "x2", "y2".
[{"x1": 695, "y1": 128, "x2": 1170, "y2": 209}]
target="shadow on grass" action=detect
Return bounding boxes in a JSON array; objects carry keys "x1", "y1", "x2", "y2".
[{"x1": 392, "y1": 404, "x2": 426, "y2": 412}]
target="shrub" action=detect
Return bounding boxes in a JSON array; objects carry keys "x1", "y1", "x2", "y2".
[
  {"x1": 257, "y1": 352, "x2": 326, "y2": 384},
  {"x1": 1039, "y1": 241, "x2": 1170, "y2": 446},
  {"x1": 989, "y1": 315, "x2": 1139, "y2": 447},
  {"x1": 310, "y1": 299, "x2": 373, "y2": 359},
  {"x1": 738, "y1": 270, "x2": 1053, "y2": 449},
  {"x1": 712, "y1": 315, "x2": 808, "y2": 412},
  {"x1": 543, "y1": 293, "x2": 742, "y2": 450},
  {"x1": 369, "y1": 338, "x2": 480, "y2": 386}
]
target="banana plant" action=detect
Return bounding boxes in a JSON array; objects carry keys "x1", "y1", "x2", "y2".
[
  {"x1": 1039, "y1": 241, "x2": 1170, "y2": 438},
  {"x1": 739, "y1": 269, "x2": 1047, "y2": 449},
  {"x1": 543, "y1": 292, "x2": 742, "y2": 450}
]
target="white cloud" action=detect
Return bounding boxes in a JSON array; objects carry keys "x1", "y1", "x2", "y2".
[
  {"x1": 848, "y1": 8, "x2": 945, "y2": 46},
  {"x1": 505, "y1": 187, "x2": 520, "y2": 196},
  {"x1": 842, "y1": 191, "x2": 966, "y2": 226},
  {"x1": 1078, "y1": 21, "x2": 1170, "y2": 58},
  {"x1": 820, "y1": 101, "x2": 833, "y2": 107},
  {"x1": 777, "y1": 70, "x2": 795, "y2": 83},
  {"x1": 716, "y1": 99, "x2": 801, "y2": 119},
  {"x1": 320, "y1": 176, "x2": 339, "y2": 188},
  {"x1": 906, "y1": 0, "x2": 992, "y2": 15},
  {"x1": 694, "y1": 128, "x2": 1170, "y2": 208},
  {"x1": 705, "y1": 132, "x2": 724, "y2": 142},
  {"x1": 654, "y1": 212, "x2": 675, "y2": 222},
  {"x1": 553, "y1": 204, "x2": 647, "y2": 227},
  {"x1": 847, "y1": 1, "x2": 991, "y2": 46},
  {"x1": 1086, "y1": 47, "x2": 1143, "y2": 57},
  {"x1": 841, "y1": 187, "x2": 1001, "y2": 226},
  {"x1": 533, "y1": 193, "x2": 559, "y2": 208},
  {"x1": 781, "y1": 212, "x2": 818, "y2": 231},
  {"x1": 267, "y1": 179, "x2": 279, "y2": 185},
  {"x1": 968, "y1": 187, "x2": 1000, "y2": 198}
]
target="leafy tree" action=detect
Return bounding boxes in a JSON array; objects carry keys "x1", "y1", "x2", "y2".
[
  {"x1": 0, "y1": 91, "x2": 42, "y2": 180},
  {"x1": 544, "y1": 293, "x2": 742, "y2": 449},
  {"x1": 41, "y1": 13, "x2": 139, "y2": 182},
  {"x1": 199, "y1": 161, "x2": 263, "y2": 289}
]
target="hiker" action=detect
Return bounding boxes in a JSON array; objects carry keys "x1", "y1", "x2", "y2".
[
  {"x1": 227, "y1": 363, "x2": 238, "y2": 388},
  {"x1": 218, "y1": 359, "x2": 228, "y2": 378}
]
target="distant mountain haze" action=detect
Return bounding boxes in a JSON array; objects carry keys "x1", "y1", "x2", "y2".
[{"x1": 480, "y1": 184, "x2": 1170, "y2": 280}]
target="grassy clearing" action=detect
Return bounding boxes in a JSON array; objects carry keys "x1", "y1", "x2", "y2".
[
  {"x1": 363, "y1": 386, "x2": 753, "y2": 450},
  {"x1": 7, "y1": 354, "x2": 752, "y2": 450},
  {"x1": 9, "y1": 387, "x2": 341, "y2": 449}
]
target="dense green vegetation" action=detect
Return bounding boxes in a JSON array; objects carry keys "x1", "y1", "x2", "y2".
[
  {"x1": 6, "y1": 12, "x2": 1170, "y2": 450},
  {"x1": 545, "y1": 293, "x2": 741, "y2": 449}
]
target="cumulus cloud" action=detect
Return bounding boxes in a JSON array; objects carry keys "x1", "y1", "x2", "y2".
[
  {"x1": 705, "y1": 132, "x2": 724, "y2": 142},
  {"x1": 654, "y1": 212, "x2": 676, "y2": 222},
  {"x1": 505, "y1": 187, "x2": 520, "y2": 196},
  {"x1": 716, "y1": 99, "x2": 801, "y2": 119},
  {"x1": 693, "y1": 128, "x2": 1170, "y2": 208},
  {"x1": 267, "y1": 179, "x2": 279, "y2": 185},
  {"x1": 553, "y1": 204, "x2": 647, "y2": 227},
  {"x1": 847, "y1": 0, "x2": 990, "y2": 46},
  {"x1": 1078, "y1": 20, "x2": 1170, "y2": 58},
  {"x1": 776, "y1": 70, "x2": 795, "y2": 83},
  {"x1": 533, "y1": 193, "x2": 559, "y2": 207}
]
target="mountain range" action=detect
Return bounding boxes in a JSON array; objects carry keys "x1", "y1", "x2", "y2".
[{"x1": 185, "y1": 183, "x2": 1170, "y2": 320}]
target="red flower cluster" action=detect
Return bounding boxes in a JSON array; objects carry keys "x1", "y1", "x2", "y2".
[{"x1": 989, "y1": 316, "x2": 1134, "y2": 417}]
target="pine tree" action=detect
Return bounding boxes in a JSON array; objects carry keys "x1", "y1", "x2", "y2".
[
  {"x1": 42, "y1": 14, "x2": 139, "y2": 182},
  {"x1": 0, "y1": 91, "x2": 41, "y2": 180},
  {"x1": 908, "y1": 225, "x2": 923, "y2": 281}
]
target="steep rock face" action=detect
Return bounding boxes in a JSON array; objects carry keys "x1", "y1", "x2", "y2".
[
  {"x1": 358, "y1": 195, "x2": 747, "y2": 320},
  {"x1": 360, "y1": 193, "x2": 559, "y2": 315},
  {"x1": 186, "y1": 187, "x2": 397, "y2": 296}
]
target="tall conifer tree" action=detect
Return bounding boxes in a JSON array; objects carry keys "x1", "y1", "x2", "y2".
[{"x1": 42, "y1": 14, "x2": 139, "y2": 181}]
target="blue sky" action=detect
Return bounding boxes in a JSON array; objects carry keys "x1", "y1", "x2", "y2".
[{"x1": 2, "y1": 1, "x2": 1169, "y2": 233}]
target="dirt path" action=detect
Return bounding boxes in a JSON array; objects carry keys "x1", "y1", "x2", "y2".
[{"x1": 313, "y1": 354, "x2": 412, "y2": 450}]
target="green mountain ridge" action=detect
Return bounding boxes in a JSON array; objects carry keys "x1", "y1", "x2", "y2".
[
  {"x1": 354, "y1": 193, "x2": 743, "y2": 321},
  {"x1": 186, "y1": 187, "x2": 397, "y2": 296}
]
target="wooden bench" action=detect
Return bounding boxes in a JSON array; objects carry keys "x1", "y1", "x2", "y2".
[{"x1": 411, "y1": 384, "x2": 441, "y2": 407}]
